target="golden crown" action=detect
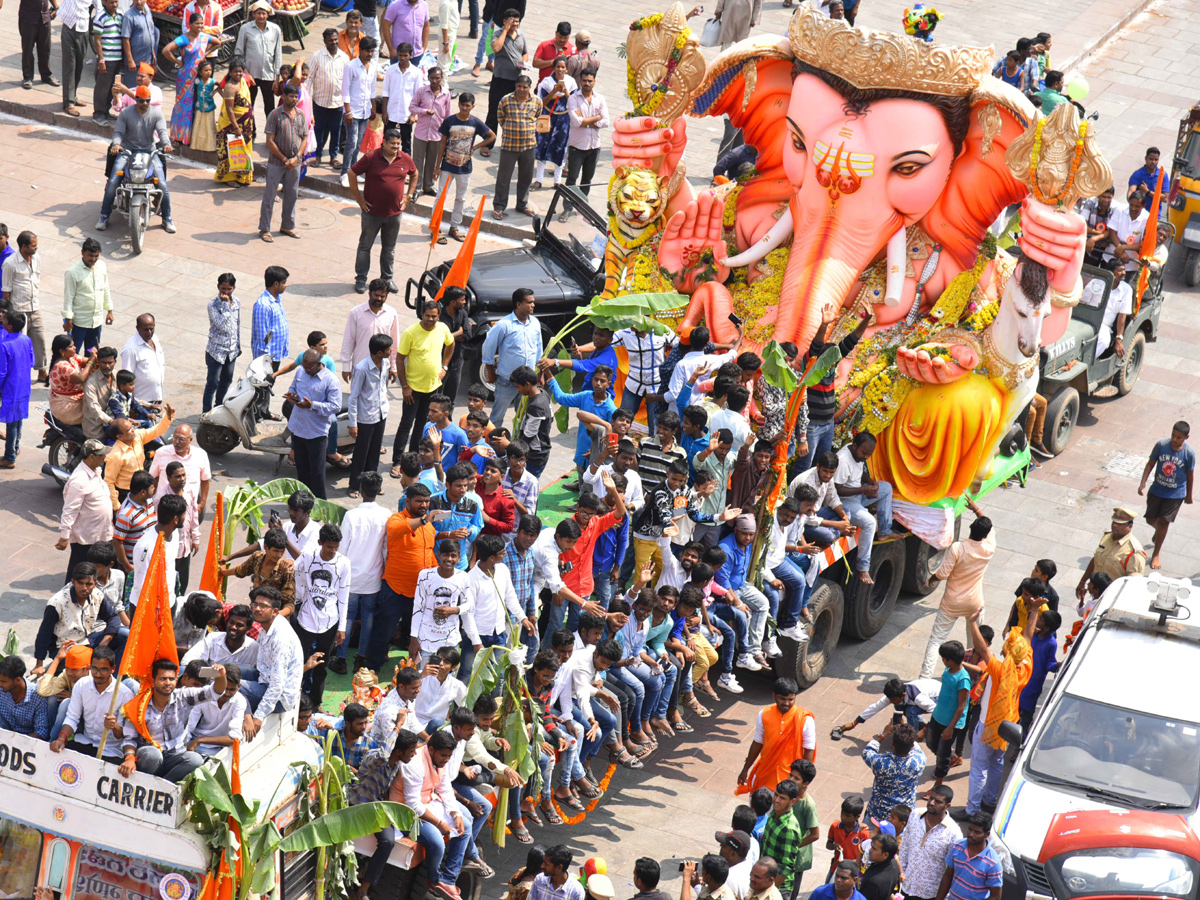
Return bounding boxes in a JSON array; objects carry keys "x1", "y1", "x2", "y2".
[{"x1": 787, "y1": 8, "x2": 993, "y2": 97}]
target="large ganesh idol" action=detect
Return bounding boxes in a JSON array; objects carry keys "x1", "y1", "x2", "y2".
[{"x1": 611, "y1": 6, "x2": 1110, "y2": 506}]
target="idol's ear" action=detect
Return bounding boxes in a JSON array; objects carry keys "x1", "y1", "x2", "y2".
[{"x1": 922, "y1": 81, "x2": 1036, "y2": 272}]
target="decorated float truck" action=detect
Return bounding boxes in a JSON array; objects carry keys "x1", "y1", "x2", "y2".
[
  {"x1": 595, "y1": 5, "x2": 1111, "y2": 689},
  {"x1": 0, "y1": 713, "x2": 480, "y2": 900}
]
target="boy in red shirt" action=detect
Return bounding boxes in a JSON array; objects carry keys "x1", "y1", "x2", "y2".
[{"x1": 826, "y1": 795, "x2": 869, "y2": 881}]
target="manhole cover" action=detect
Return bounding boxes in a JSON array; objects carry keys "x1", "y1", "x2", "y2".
[
  {"x1": 293, "y1": 207, "x2": 339, "y2": 231},
  {"x1": 1102, "y1": 452, "x2": 1145, "y2": 478}
]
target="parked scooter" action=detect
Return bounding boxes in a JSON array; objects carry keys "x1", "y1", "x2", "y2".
[{"x1": 196, "y1": 347, "x2": 353, "y2": 462}]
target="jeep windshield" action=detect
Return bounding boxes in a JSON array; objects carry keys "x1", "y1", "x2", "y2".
[
  {"x1": 1027, "y1": 694, "x2": 1200, "y2": 810},
  {"x1": 542, "y1": 186, "x2": 606, "y2": 277}
]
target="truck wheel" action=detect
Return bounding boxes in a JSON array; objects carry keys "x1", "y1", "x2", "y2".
[
  {"x1": 778, "y1": 579, "x2": 844, "y2": 691},
  {"x1": 1116, "y1": 331, "x2": 1145, "y2": 396},
  {"x1": 1186, "y1": 248, "x2": 1200, "y2": 287},
  {"x1": 197, "y1": 423, "x2": 239, "y2": 455},
  {"x1": 455, "y1": 869, "x2": 482, "y2": 900},
  {"x1": 903, "y1": 515, "x2": 961, "y2": 596},
  {"x1": 370, "y1": 864, "x2": 418, "y2": 900},
  {"x1": 842, "y1": 538, "x2": 906, "y2": 640},
  {"x1": 1042, "y1": 387, "x2": 1079, "y2": 457}
]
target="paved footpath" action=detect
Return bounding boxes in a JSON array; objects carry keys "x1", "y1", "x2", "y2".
[{"x1": 0, "y1": 0, "x2": 1198, "y2": 893}]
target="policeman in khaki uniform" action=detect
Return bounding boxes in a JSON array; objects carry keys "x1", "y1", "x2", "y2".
[{"x1": 1075, "y1": 506, "x2": 1147, "y2": 600}]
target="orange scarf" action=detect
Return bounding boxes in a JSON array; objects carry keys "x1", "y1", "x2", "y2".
[
  {"x1": 981, "y1": 629, "x2": 1032, "y2": 750},
  {"x1": 122, "y1": 684, "x2": 159, "y2": 748},
  {"x1": 736, "y1": 704, "x2": 814, "y2": 795}
]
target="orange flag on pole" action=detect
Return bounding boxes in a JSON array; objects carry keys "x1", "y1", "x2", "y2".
[
  {"x1": 1135, "y1": 169, "x2": 1167, "y2": 312},
  {"x1": 119, "y1": 533, "x2": 179, "y2": 746},
  {"x1": 433, "y1": 196, "x2": 488, "y2": 304},
  {"x1": 428, "y1": 178, "x2": 450, "y2": 248},
  {"x1": 198, "y1": 492, "x2": 225, "y2": 603}
]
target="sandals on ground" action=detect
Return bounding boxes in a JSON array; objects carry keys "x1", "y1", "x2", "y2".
[
  {"x1": 682, "y1": 695, "x2": 711, "y2": 717},
  {"x1": 540, "y1": 801, "x2": 565, "y2": 824}
]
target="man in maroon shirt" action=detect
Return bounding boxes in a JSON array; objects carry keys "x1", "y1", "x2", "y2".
[
  {"x1": 349, "y1": 126, "x2": 417, "y2": 294},
  {"x1": 475, "y1": 458, "x2": 515, "y2": 536}
]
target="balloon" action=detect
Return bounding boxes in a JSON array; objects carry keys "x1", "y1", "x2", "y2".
[
  {"x1": 1066, "y1": 75, "x2": 1089, "y2": 102},
  {"x1": 583, "y1": 858, "x2": 608, "y2": 883}
]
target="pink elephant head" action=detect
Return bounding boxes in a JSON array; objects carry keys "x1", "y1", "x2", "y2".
[{"x1": 694, "y1": 11, "x2": 1036, "y2": 354}]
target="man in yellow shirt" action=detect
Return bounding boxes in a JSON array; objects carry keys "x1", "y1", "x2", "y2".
[
  {"x1": 393, "y1": 301, "x2": 454, "y2": 463},
  {"x1": 104, "y1": 404, "x2": 174, "y2": 509}
]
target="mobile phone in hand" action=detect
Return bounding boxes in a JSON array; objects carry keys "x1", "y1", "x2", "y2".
[
  {"x1": 728, "y1": 313, "x2": 744, "y2": 327},
  {"x1": 199, "y1": 666, "x2": 219, "y2": 679}
]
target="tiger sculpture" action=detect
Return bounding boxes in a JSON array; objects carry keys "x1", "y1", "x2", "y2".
[{"x1": 601, "y1": 165, "x2": 685, "y2": 298}]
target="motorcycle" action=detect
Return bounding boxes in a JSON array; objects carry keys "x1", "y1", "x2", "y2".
[
  {"x1": 39, "y1": 404, "x2": 84, "y2": 487},
  {"x1": 197, "y1": 347, "x2": 355, "y2": 464},
  {"x1": 111, "y1": 146, "x2": 166, "y2": 255}
]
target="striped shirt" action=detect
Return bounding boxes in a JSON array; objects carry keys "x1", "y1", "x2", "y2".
[
  {"x1": 206, "y1": 294, "x2": 241, "y2": 363},
  {"x1": 307, "y1": 45, "x2": 349, "y2": 109},
  {"x1": 503, "y1": 541, "x2": 536, "y2": 617},
  {"x1": 614, "y1": 328, "x2": 673, "y2": 395},
  {"x1": 95, "y1": 11, "x2": 125, "y2": 60},
  {"x1": 251, "y1": 289, "x2": 289, "y2": 361},
  {"x1": 944, "y1": 840, "x2": 1003, "y2": 900},
  {"x1": 501, "y1": 468, "x2": 539, "y2": 534}
]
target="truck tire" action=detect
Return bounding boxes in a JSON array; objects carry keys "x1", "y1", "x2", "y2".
[
  {"x1": 1042, "y1": 387, "x2": 1079, "y2": 457},
  {"x1": 371, "y1": 864, "x2": 419, "y2": 900},
  {"x1": 1116, "y1": 331, "x2": 1145, "y2": 396},
  {"x1": 903, "y1": 515, "x2": 961, "y2": 596},
  {"x1": 1186, "y1": 248, "x2": 1200, "y2": 287},
  {"x1": 842, "y1": 538, "x2": 906, "y2": 640},
  {"x1": 778, "y1": 579, "x2": 844, "y2": 691}
]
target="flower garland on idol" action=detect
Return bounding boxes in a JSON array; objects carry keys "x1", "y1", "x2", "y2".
[{"x1": 626, "y1": 13, "x2": 691, "y2": 117}]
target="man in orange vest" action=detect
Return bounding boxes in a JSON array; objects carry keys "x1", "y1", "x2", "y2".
[{"x1": 736, "y1": 677, "x2": 816, "y2": 795}]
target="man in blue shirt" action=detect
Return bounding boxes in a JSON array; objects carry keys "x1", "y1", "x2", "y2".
[
  {"x1": 252, "y1": 265, "x2": 290, "y2": 370},
  {"x1": 938, "y1": 814, "x2": 1003, "y2": 900},
  {"x1": 429, "y1": 461, "x2": 484, "y2": 569},
  {"x1": 1139, "y1": 420, "x2": 1195, "y2": 570},
  {"x1": 423, "y1": 394, "x2": 469, "y2": 469},
  {"x1": 481, "y1": 288, "x2": 542, "y2": 428},
  {"x1": 1017, "y1": 609, "x2": 1060, "y2": 736},
  {"x1": 717, "y1": 515, "x2": 772, "y2": 672},
  {"x1": 285, "y1": 349, "x2": 342, "y2": 499},
  {"x1": 119, "y1": 0, "x2": 160, "y2": 87},
  {"x1": 547, "y1": 364, "x2": 616, "y2": 485},
  {"x1": 1127, "y1": 146, "x2": 1166, "y2": 201},
  {"x1": 543, "y1": 327, "x2": 618, "y2": 397}
]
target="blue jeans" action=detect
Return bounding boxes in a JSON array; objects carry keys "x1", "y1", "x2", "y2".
[
  {"x1": 618, "y1": 662, "x2": 665, "y2": 726},
  {"x1": 368, "y1": 581, "x2": 412, "y2": 670},
  {"x1": 337, "y1": 591, "x2": 379, "y2": 661},
  {"x1": 101, "y1": 151, "x2": 172, "y2": 220},
  {"x1": 710, "y1": 602, "x2": 749, "y2": 661},
  {"x1": 804, "y1": 506, "x2": 841, "y2": 545},
  {"x1": 609, "y1": 666, "x2": 646, "y2": 727},
  {"x1": 590, "y1": 568, "x2": 616, "y2": 613},
  {"x1": 653, "y1": 657, "x2": 679, "y2": 718},
  {"x1": 763, "y1": 556, "x2": 811, "y2": 630},
  {"x1": 473, "y1": 24, "x2": 493, "y2": 67},
  {"x1": 3, "y1": 420, "x2": 21, "y2": 462},
  {"x1": 416, "y1": 817, "x2": 472, "y2": 886},
  {"x1": 707, "y1": 611, "x2": 736, "y2": 676},
  {"x1": 489, "y1": 374, "x2": 521, "y2": 430},
  {"x1": 71, "y1": 325, "x2": 102, "y2": 355},
  {"x1": 341, "y1": 117, "x2": 370, "y2": 175},
  {"x1": 572, "y1": 697, "x2": 616, "y2": 764},
  {"x1": 451, "y1": 781, "x2": 491, "y2": 858},
  {"x1": 203, "y1": 352, "x2": 237, "y2": 413},
  {"x1": 966, "y1": 719, "x2": 1006, "y2": 813},
  {"x1": 540, "y1": 597, "x2": 574, "y2": 650},
  {"x1": 797, "y1": 420, "x2": 836, "y2": 472},
  {"x1": 509, "y1": 748, "x2": 554, "y2": 817},
  {"x1": 843, "y1": 480, "x2": 894, "y2": 571},
  {"x1": 556, "y1": 717, "x2": 584, "y2": 785},
  {"x1": 620, "y1": 385, "x2": 659, "y2": 434}
]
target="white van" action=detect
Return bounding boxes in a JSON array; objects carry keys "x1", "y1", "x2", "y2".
[{"x1": 992, "y1": 574, "x2": 1200, "y2": 899}]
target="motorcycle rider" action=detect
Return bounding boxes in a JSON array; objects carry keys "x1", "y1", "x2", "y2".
[{"x1": 96, "y1": 85, "x2": 176, "y2": 234}]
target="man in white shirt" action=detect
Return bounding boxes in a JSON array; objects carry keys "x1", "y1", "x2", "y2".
[
  {"x1": 340, "y1": 37, "x2": 381, "y2": 183},
  {"x1": 835, "y1": 676, "x2": 941, "y2": 739},
  {"x1": 834, "y1": 433, "x2": 894, "y2": 584},
  {"x1": 583, "y1": 441, "x2": 644, "y2": 511},
  {"x1": 788, "y1": 452, "x2": 855, "y2": 545},
  {"x1": 532, "y1": 519, "x2": 589, "y2": 648},
  {"x1": 1096, "y1": 258, "x2": 1134, "y2": 358},
  {"x1": 243, "y1": 585, "x2": 304, "y2": 740},
  {"x1": 380, "y1": 42, "x2": 425, "y2": 153},
  {"x1": 895, "y1": 788, "x2": 961, "y2": 900},
  {"x1": 412, "y1": 648, "x2": 467, "y2": 731},
  {"x1": 369, "y1": 665, "x2": 424, "y2": 748},
  {"x1": 49, "y1": 646, "x2": 133, "y2": 759},
  {"x1": 409, "y1": 541, "x2": 473, "y2": 662},
  {"x1": 181, "y1": 605, "x2": 259, "y2": 670},
  {"x1": 665, "y1": 327, "x2": 737, "y2": 405},
  {"x1": 715, "y1": 831, "x2": 754, "y2": 900},
  {"x1": 308, "y1": 28, "x2": 351, "y2": 167},
  {"x1": 552, "y1": 639, "x2": 621, "y2": 773},
  {"x1": 128, "y1": 493, "x2": 186, "y2": 605},
  {"x1": 336, "y1": 472, "x2": 391, "y2": 673},
  {"x1": 119, "y1": 313, "x2": 166, "y2": 403},
  {"x1": 1102, "y1": 192, "x2": 1149, "y2": 265},
  {"x1": 293, "y1": 525, "x2": 352, "y2": 710},
  {"x1": 462, "y1": 534, "x2": 533, "y2": 649},
  {"x1": 186, "y1": 663, "x2": 249, "y2": 756}
]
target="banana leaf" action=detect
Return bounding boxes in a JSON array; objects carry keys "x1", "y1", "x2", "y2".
[
  {"x1": 503, "y1": 683, "x2": 536, "y2": 784},
  {"x1": 225, "y1": 478, "x2": 346, "y2": 544},
  {"x1": 3, "y1": 628, "x2": 19, "y2": 657},
  {"x1": 275, "y1": 801, "x2": 418, "y2": 851},
  {"x1": 189, "y1": 764, "x2": 237, "y2": 816},
  {"x1": 463, "y1": 643, "x2": 508, "y2": 709},
  {"x1": 800, "y1": 344, "x2": 845, "y2": 388},
  {"x1": 553, "y1": 349, "x2": 573, "y2": 433},
  {"x1": 573, "y1": 292, "x2": 689, "y2": 319},
  {"x1": 587, "y1": 313, "x2": 675, "y2": 336},
  {"x1": 760, "y1": 341, "x2": 799, "y2": 393},
  {"x1": 242, "y1": 821, "x2": 283, "y2": 897}
]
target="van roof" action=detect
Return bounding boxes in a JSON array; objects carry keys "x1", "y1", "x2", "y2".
[{"x1": 1066, "y1": 576, "x2": 1200, "y2": 722}]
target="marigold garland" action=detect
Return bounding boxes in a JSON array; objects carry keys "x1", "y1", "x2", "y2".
[
  {"x1": 730, "y1": 247, "x2": 789, "y2": 345},
  {"x1": 549, "y1": 762, "x2": 619, "y2": 825}
]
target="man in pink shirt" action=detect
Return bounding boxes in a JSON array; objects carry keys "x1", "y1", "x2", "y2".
[
  {"x1": 919, "y1": 496, "x2": 993, "y2": 678},
  {"x1": 383, "y1": 0, "x2": 430, "y2": 58},
  {"x1": 148, "y1": 424, "x2": 212, "y2": 522},
  {"x1": 339, "y1": 280, "x2": 401, "y2": 381}
]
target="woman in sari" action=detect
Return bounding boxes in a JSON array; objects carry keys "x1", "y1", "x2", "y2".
[
  {"x1": 48, "y1": 335, "x2": 97, "y2": 443},
  {"x1": 533, "y1": 57, "x2": 576, "y2": 189},
  {"x1": 215, "y1": 57, "x2": 256, "y2": 185},
  {"x1": 164, "y1": 14, "x2": 223, "y2": 145}
]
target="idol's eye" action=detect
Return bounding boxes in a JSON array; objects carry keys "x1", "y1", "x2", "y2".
[
  {"x1": 892, "y1": 161, "x2": 926, "y2": 177},
  {"x1": 785, "y1": 117, "x2": 806, "y2": 154}
]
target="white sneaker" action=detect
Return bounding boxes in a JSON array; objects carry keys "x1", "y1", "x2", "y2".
[
  {"x1": 718, "y1": 673, "x2": 744, "y2": 693},
  {"x1": 764, "y1": 636, "x2": 782, "y2": 658},
  {"x1": 736, "y1": 653, "x2": 762, "y2": 672},
  {"x1": 779, "y1": 625, "x2": 809, "y2": 643},
  {"x1": 95, "y1": 216, "x2": 108, "y2": 231},
  {"x1": 339, "y1": 173, "x2": 349, "y2": 188}
]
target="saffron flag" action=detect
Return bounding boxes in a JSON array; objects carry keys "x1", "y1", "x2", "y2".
[
  {"x1": 120, "y1": 533, "x2": 179, "y2": 746},
  {"x1": 198, "y1": 492, "x2": 225, "y2": 603},
  {"x1": 428, "y1": 177, "x2": 450, "y2": 248},
  {"x1": 1135, "y1": 168, "x2": 1167, "y2": 312},
  {"x1": 433, "y1": 196, "x2": 488, "y2": 304}
]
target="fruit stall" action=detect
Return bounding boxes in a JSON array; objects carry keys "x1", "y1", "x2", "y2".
[{"x1": 150, "y1": 0, "x2": 318, "y2": 78}]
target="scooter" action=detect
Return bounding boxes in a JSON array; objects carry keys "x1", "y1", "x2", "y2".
[
  {"x1": 196, "y1": 347, "x2": 354, "y2": 465},
  {"x1": 111, "y1": 146, "x2": 167, "y2": 255}
]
